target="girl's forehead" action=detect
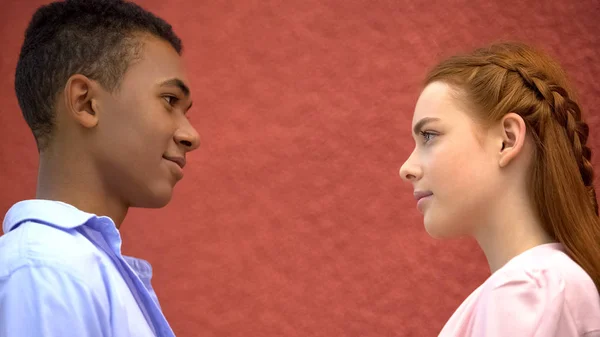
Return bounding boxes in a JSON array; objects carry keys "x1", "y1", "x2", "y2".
[{"x1": 413, "y1": 85, "x2": 470, "y2": 126}]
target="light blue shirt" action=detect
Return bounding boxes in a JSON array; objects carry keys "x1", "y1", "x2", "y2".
[{"x1": 0, "y1": 200, "x2": 175, "y2": 337}]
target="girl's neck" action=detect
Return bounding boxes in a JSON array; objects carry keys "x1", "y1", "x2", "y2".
[{"x1": 473, "y1": 195, "x2": 556, "y2": 273}]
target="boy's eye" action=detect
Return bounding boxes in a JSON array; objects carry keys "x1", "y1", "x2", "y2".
[{"x1": 163, "y1": 96, "x2": 179, "y2": 105}]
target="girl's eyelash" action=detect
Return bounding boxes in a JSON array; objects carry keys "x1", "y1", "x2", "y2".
[{"x1": 420, "y1": 130, "x2": 437, "y2": 143}]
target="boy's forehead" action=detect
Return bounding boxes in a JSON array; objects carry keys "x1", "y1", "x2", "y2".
[{"x1": 124, "y1": 36, "x2": 189, "y2": 86}]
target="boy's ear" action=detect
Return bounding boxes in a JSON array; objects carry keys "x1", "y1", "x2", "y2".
[{"x1": 63, "y1": 74, "x2": 100, "y2": 129}]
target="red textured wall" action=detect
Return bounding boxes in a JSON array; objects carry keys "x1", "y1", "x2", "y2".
[{"x1": 1, "y1": 1, "x2": 599, "y2": 336}]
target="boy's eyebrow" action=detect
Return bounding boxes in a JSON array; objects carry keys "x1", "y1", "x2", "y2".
[
  {"x1": 413, "y1": 117, "x2": 440, "y2": 136},
  {"x1": 159, "y1": 78, "x2": 193, "y2": 111},
  {"x1": 159, "y1": 78, "x2": 190, "y2": 97}
]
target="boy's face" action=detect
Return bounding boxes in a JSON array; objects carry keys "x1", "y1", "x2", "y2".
[{"x1": 91, "y1": 34, "x2": 200, "y2": 208}]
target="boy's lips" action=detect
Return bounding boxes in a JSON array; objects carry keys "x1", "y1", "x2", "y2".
[{"x1": 163, "y1": 155, "x2": 186, "y2": 169}]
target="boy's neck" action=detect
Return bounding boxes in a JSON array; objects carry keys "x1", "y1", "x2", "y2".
[{"x1": 36, "y1": 147, "x2": 128, "y2": 228}]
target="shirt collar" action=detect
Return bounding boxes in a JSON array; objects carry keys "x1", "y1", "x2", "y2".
[{"x1": 2, "y1": 199, "x2": 115, "y2": 233}]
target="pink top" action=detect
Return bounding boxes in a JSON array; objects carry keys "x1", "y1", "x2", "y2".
[{"x1": 439, "y1": 243, "x2": 600, "y2": 337}]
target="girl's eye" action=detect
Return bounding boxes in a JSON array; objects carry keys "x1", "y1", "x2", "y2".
[{"x1": 420, "y1": 130, "x2": 437, "y2": 143}]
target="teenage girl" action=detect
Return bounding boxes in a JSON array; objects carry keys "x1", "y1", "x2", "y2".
[{"x1": 400, "y1": 42, "x2": 600, "y2": 336}]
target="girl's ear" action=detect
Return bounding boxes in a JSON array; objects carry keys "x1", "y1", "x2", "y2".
[{"x1": 498, "y1": 112, "x2": 527, "y2": 168}]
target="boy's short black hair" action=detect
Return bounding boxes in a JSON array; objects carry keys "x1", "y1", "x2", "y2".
[{"x1": 15, "y1": 0, "x2": 182, "y2": 150}]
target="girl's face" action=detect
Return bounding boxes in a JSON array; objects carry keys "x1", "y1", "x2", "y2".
[{"x1": 400, "y1": 82, "x2": 505, "y2": 239}]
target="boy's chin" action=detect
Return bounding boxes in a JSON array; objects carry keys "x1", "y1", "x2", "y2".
[{"x1": 130, "y1": 186, "x2": 174, "y2": 209}]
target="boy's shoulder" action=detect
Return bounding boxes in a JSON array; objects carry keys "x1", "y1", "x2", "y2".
[{"x1": 0, "y1": 200, "x2": 113, "y2": 284}]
